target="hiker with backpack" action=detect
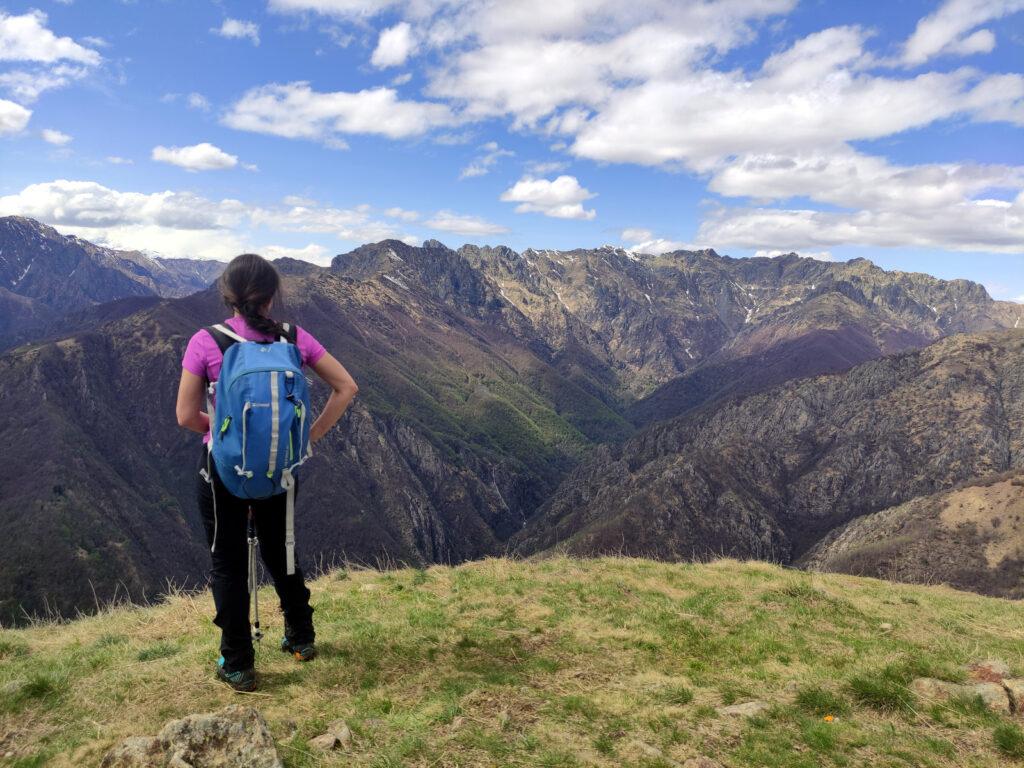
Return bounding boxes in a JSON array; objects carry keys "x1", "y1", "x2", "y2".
[{"x1": 175, "y1": 253, "x2": 358, "y2": 691}]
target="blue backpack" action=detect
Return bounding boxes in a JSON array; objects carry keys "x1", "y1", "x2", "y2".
[{"x1": 201, "y1": 322, "x2": 312, "y2": 574}]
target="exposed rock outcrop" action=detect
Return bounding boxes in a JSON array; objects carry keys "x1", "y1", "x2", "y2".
[{"x1": 101, "y1": 706, "x2": 281, "y2": 768}]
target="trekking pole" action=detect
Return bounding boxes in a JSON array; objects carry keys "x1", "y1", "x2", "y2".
[{"x1": 247, "y1": 506, "x2": 263, "y2": 643}]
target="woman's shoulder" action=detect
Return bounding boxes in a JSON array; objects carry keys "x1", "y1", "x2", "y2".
[
  {"x1": 182, "y1": 326, "x2": 219, "y2": 376},
  {"x1": 186, "y1": 326, "x2": 218, "y2": 347},
  {"x1": 292, "y1": 324, "x2": 327, "y2": 366}
]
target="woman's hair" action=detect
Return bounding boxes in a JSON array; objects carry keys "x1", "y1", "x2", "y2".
[{"x1": 218, "y1": 253, "x2": 285, "y2": 337}]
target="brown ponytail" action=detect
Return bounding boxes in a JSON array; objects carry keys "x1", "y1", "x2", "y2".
[{"x1": 218, "y1": 253, "x2": 285, "y2": 337}]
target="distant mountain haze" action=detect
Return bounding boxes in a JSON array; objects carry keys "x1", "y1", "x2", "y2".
[{"x1": 1, "y1": 218, "x2": 1022, "y2": 623}]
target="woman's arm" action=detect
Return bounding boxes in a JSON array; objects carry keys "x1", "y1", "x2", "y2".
[
  {"x1": 309, "y1": 353, "x2": 359, "y2": 444},
  {"x1": 176, "y1": 369, "x2": 211, "y2": 434}
]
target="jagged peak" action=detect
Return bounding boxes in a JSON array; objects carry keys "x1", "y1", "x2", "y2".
[{"x1": 0, "y1": 215, "x2": 63, "y2": 241}]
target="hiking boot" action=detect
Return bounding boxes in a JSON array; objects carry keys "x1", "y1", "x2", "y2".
[
  {"x1": 281, "y1": 636, "x2": 317, "y2": 662},
  {"x1": 216, "y1": 656, "x2": 257, "y2": 692}
]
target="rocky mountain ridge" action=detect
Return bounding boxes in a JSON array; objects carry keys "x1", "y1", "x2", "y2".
[
  {"x1": 0, "y1": 259, "x2": 631, "y2": 623},
  {"x1": 513, "y1": 330, "x2": 1024, "y2": 566},
  {"x1": 0, "y1": 216, "x2": 224, "y2": 341},
  {"x1": 338, "y1": 238, "x2": 1024, "y2": 426},
  {"x1": 2, "y1": 221, "x2": 1023, "y2": 619},
  {"x1": 457, "y1": 242, "x2": 1022, "y2": 401}
]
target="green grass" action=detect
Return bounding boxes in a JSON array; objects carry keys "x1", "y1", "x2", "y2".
[
  {"x1": 794, "y1": 686, "x2": 852, "y2": 718},
  {"x1": 995, "y1": 722, "x2": 1024, "y2": 760},
  {"x1": 0, "y1": 557, "x2": 1022, "y2": 766},
  {"x1": 136, "y1": 641, "x2": 179, "y2": 662},
  {"x1": 848, "y1": 670, "x2": 916, "y2": 712}
]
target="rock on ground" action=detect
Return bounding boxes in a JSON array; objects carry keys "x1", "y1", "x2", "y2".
[
  {"x1": 101, "y1": 705, "x2": 282, "y2": 768},
  {"x1": 968, "y1": 659, "x2": 1012, "y2": 682},
  {"x1": 307, "y1": 719, "x2": 352, "y2": 752},
  {"x1": 717, "y1": 701, "x2": 770, "y2": 717},
  {"x1": 910, "y1": 678, "x2": 1011, "y2": 714}
]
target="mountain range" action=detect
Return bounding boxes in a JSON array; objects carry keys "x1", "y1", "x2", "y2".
[
  {"x1": 1, "y1": 215, "x2": 1022, "y2": 623},
  {"x1": 0, "y1": 216, "x2": 224, "y2": 343},
  {"x1": 512, "y1": 331, "x2": 1024, "y2": 564},
  {"x1": 802, "y1": 470, "x2": 1024, "y2": 597}
]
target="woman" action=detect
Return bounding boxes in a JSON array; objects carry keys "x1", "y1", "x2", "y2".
[{"x1": 175, "y1": 254, "x2": 358, "y2": 691}]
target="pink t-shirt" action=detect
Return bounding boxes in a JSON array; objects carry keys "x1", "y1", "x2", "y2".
[{"x1": 182, "y1": 316, "x2": 327, "y2": 442}]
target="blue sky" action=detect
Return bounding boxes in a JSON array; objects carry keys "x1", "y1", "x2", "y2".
[{"x1": 0, "y1": 0, "x2": 1022, "y2": 299}]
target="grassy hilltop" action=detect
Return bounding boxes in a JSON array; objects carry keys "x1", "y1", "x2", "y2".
[{"x1": 2, "y1": 557, "x2": 1024, "y2": 767}]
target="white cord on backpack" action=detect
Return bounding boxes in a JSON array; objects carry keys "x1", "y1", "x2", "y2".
[
  {"x1": 201, "y1": 447, "x2": 218, "y2": 554},
  {"x1": 247, "y1": 506, "x2": 263, "y2": 643}
]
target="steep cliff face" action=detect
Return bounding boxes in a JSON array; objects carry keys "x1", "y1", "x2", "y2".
[
  {"x1": 801, "y1": 472, "x2": 1024, "y2": 597},
  {"x1": 514, "y1": 331, "x2": 1024, "y2": 563}
]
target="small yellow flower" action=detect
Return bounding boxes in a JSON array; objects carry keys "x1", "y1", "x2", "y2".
[{"x1": 823, "y1": 714, "x2": 835, "y2": 722}]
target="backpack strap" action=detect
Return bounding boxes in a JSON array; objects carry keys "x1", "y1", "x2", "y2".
[
  {"x1": 280, "y1": 322, "x2": 298, "y2": 345},
  {"x1": 206, "y1": 323, "x2": 247, "y2": 354},
  {"x1": 203, "y1": 324, "x2": 248, "y2": 419}
]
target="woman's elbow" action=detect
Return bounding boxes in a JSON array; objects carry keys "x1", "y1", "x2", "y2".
[
  {"x1": 176, "y1": 408, "x2": 194, "y2": 429},
  {"x1": 342, "y1": 380, "x2": 359, "y2": 398}
]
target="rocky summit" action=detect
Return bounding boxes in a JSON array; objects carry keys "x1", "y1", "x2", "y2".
[{"x1": 1, "y1": 220, "x2": 1023, "y2": 622}]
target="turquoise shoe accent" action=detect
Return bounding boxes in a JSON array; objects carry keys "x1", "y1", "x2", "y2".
[{"x1": 216, "y1": 656, "x2": 257, "y2": 691}]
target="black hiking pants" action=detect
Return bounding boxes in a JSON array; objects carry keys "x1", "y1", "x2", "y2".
[{"x1": 196, "y1": 448, "x2": 314, "y2": 672}]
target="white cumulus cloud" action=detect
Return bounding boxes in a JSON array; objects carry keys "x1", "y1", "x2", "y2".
[
  {"x1": 0, "y1": 10, "x2": 101, "y2": 64},
  {"x1": 902, "y1": 0, "x2": 1024, "y2": 66},
  {"x1": 223, "y1": 82, "x2": 458, "y2": 145},
  {"x1": 500, "y1": 175, "x2": 596, "y2": 220},
  {"x1": 709, "y1": 147, "x2": 1024, "y2": 211},
  {"x1": 40, "y1": 127, "x2": 71, "y2": 145},
  {"x1": 261, "y1": 243, "x2": 330, "y2": 264},
  {"x1": 0, "y1": 98, "x2": 30, "y2": 135},
  {"x1": 268, "y1": 0, "x2": 401, "y2": 17},
  {"x1": 0, "y1": 179, "x2": 245, "y2": 230},
  {"x1": 212, "y1": 18, "x2": 260, "y2": 46},
  {"x1": 424, "y1": 210, "x2": 509, "y2": 235},
  {"x1": 0, "y1": 12, "x2": 100, "y2": 105},
  {"x1": 371, "y1": 22, "x2": 415, "y2": 68},
  {"x1": 151, "y1": 143, "x2": 240, "y2": 172},
  {"x1": 385, "y1": 206, "x2": 419, "y2": 221},
  {"x1": 620, "y1": 228, "x2": 693, "y2": 254},
  {"x1": 186, "y1": 92, "x2": 210, "y2": 111},
  {"x1": 0, "y1": 179, "x2": 426, "y2": 259},
  {"x1": 754, "y1": 249, "x2": 834, "y2": 261},
  {"x1": 459, "y1": 141, "x2": 514, "y2": 179},
  {"x1": 134, "y1": 0, "x2": 1024, "y2": 257},
  {"x1": 621, "y1": 228, "x2": 653, "y2": 243},
  {"x1": 699, "y1": 192, "x2": 1024, "y2": 255},
  {"x1": 0, "y1": 64, "x2": 91, "y2": 103}
]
